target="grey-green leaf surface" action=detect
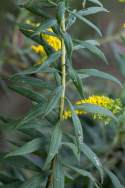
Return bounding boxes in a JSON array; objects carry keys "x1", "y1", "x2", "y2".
[
  {"x1": 78, "y1": 7, "x2": 108, "y2": 16},
  {"x1": 43, "y1": 123, "x2": 62, "y2": 169},
  {"x1": 69, "y1": 67, "x2": 84, "y2": 97},
  {"x1": 78, "y1": 69, "x2": 122, "y2": 87},
  {"x1": 0, "y1": 182, "x2": 22, "y2": 188},
  {"x1": 63, "y1": 142, "x2": 80, "y2": 161},
  {"x1": 6, "y1": 138, "x2": 42, "y2": 157},
  {"x1": 11, "y1": 76, "x2": 54, "y2": 90},
  {"x1": 44, "y1": 86, "x2": 63, "y2": 116},
  {"x1": 20, "y1": 174, "x2": 44, "y2": 188},
  {"x1": 105, "y1": 168, "x2": 124, "y2": 188},
  {"x1": 70, "y1": 11, "x2": 102, "y2": 36},
  {"x1": 33, "y1": 18, "x2": 57, "y2": 36},
  {"x1": 9, "y1": 85, "x2": 45, "y2": 103},
  {"x1": 74, "y1": 40, "x2": 107, "y2": 63},
  {"x1": 67, "y1": 99, "x2": 83, "y2": 150},
  {"x1": 88, "y1": 0, "x2": 103, "y2": 7},
  {"x1": 75, "y1": 103, "x2": 117, "y2": 121},
  {"x1": 66, "y1": 165, "x2": 99, "y2": 188},
  {"x1": 53, "y1": 159, "x2": 65, "y2": 188},
  {"x1": 81, "y1": 143, "x2": 103, "y2": 183}
]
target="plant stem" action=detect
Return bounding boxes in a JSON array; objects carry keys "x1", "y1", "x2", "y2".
[
  {"x1": 60, "y1": 15, "x2": 66, "y2": 120},
  {"x1": 45, "y1": 8, "x2": 66, "y2": 188}
]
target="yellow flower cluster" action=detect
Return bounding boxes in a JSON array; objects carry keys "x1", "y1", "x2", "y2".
[
  {"x1": 63, "y1": 95, "x2": 122, "y2": 122},
  {"x1": 31, "y1": 28, "x2": 61, "y2": 57}
]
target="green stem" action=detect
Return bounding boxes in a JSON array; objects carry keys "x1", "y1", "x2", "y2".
[
  {"x1": 60, "y1": 15, "x2": 66, "y2": 120},
  {"x1": 45, "y1": 9, "x2": 66, "y2": 188}
]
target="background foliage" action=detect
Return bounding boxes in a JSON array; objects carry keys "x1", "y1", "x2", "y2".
[{"x1": 0, "y1": 0, "x2": 125, "y2": 188}]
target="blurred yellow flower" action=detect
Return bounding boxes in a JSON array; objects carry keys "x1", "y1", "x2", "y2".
[
  {"x1": 63, "y1": 95, "x2": 122, "y2": 122},
  {"x1": 31, "y1": 28, "x2": 61, "y2": 59}
]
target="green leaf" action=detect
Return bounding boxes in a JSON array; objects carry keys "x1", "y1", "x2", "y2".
[
  {"x1": 0, "y1": 182, "x2": 22, "y2": 188},
  {"x1": 78, "y1": 7, "x2": 108, "y2": 16},
  {"x1": 18, "y1": 103, "x2": 46, "y2": 127},
  {"x1": 66, "y1": 99, "x2": 83, "y2": 150},
  {"x1": 62, "y1": 142, "x2": 80, "y2": 161},
  {"x1": 81, "y1": 143, "x2": 103, "y2": 183},
  {"x1": 6, "y1": 138, "x2": 42, "y2": 157},
  {"x1": 69, "y1": 10, "x2": 102, "y2": 36},
  {"x1": 52, "y1": 158, "x2": 65, "y2": 188},
  {"x1": 33, "y1": 18, "x2": 57, "y2": 36},
  {"x1": 88, "y1": 0, "x2": 103, "y2": 7},
  {"x1": 57, "y1": 2, "x2": 65, "y2": 24},
  {"x1": 66, "y1": 165, "x2": 99, "y2": 188},
  {"x1": 66, "y1": 11, "x2": 76, "y2": 29},
  {"x1": 36, "y1": 51, "x2": 61, "y2": 70},
  {"x1": 24, "y1": 0, "x2": 52, "y2": 18},
  {"x1": 63, "y1": 32, "x2": 73, "y2": 58},
  {"x1": 44, "y1": 86, "x2": 63, "y2": 116},
  {"x1": 105, "y1": 168, "x2": 124, "y2": 188},
  {"x1": 74, "y1": 40, "x2": 107, "y2": 63},
  {"x1": 75, "y1": 103, "x2": 117, "y2": 121},
  {"x1": 20, "y1": 174, "x2": 44, "y2": 188},
  {"x1": 11, "y1": 76, "x2": 54, "y2": 90},
  {"x1": 9, "y1": 85, "x2": 45, "y2": 103},
  {"x1": 78, "y1": 69, "x2": 122, "y2": 87},
  {"x1": 69, "y1": 66, "x2": 84, "y2": 97},
  {"x1": 12, "y1": 67, "x2": 57, "y2": 77},
  {"x1": 0, "y1": 155, "x2": 41, "y2": 171},
  {"x1": 43, "y1": 123, "x2": 62, "y2": 169}
]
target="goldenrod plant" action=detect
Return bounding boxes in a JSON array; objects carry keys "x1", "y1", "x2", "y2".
[{"x1": 0, "y1": 0, "x2": 125, "y2": 187}]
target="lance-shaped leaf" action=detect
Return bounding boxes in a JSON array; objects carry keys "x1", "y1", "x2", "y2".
[
  {"x1": 18, "y1": 103, "x2": 46, "y2": 127},
  {"x1": 66, "y1": 99, "x2": 83, "y2": 150},
  {"x1": 105, "y1": 168, "x2": 124, "y2": 188},
  {"x1": 74, "y1": 40, "x2": 107, "y2": 63},
  {"x1": 62, "y1": 142, "x2": 80, "y2": 161},
  {"x1": 63, "y1": 32, "x2": 73, "y2": 58},
  {"x1": 57, "y1": 2, "x2": 65, "y2": 24},
  {"x1": 78, "y1": 69, "x2": 122, "y2": 87},
  {"x1": 33, "y1": 18, "x2": 57, "y2": 36},
  {"x1": 88, "y1": 0, "x2": 103, "y2": 7},
  {"x1": 11, "y1": 76, "x2": 54, "y2": 90},
  {"x1": 75, "y1": 103, "x2": 117, "y2": 121},
  {"x1": 37, "y1": 51, "x2": 61, "y2": 70},
  {"x1": 44, "y1": 86, "x2": 63, "y2": 116},
  {"x1": 0, "y1": 182, "x2": 22, "y2": 188},
  {"x1": 78, "y1": 7, "x2": 108, "y2": 16},
  {"x1": 69, "y1": 10, "x2": 102, "y2": 36},
  {"x1": 66, "y1": 165, "x2": 99, "y2": 188},
  {"x1": 0, "y1": 155, "x2": 41, "y2": 171},
  {"x1": 5, "y1": 138, "x2": 43, "y2": 158},
  {"x1": 81, "y1": 143, "x2": 104, "y2": 183},
  {"x1": 43, "y1": 123, "x2": 62, "y2": 169},
  {"x1": 52, "y1": 158, "x2": 65, "y2": 188},
  {"x1": 9, "y1": 85, "x2": 45, "y2": 103},
  {"x1": 69, "y1": 66, "x2": 84, "y2": 97},
  {"x1": 20, "y1": 174, "x2": 44, "y2": 188}
]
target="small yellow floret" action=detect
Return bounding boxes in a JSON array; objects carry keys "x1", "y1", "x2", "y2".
[
  {"x1": 31, "y1": 28, "x2": 61, "y2": 57},
  {"x1": 63, "y1": 95, "x2": 122, "y2": 123},
  {"x1": 31, "y1": 45, "x2": 45, "y2": 54}
]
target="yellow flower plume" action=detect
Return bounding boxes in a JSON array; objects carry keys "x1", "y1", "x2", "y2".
[
  {"x1": 63, "y1": 95, "x2": 122, "y2": 122},
  {"x1": 31, "y1": 28, "x2": 61, "y2": 57}
]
